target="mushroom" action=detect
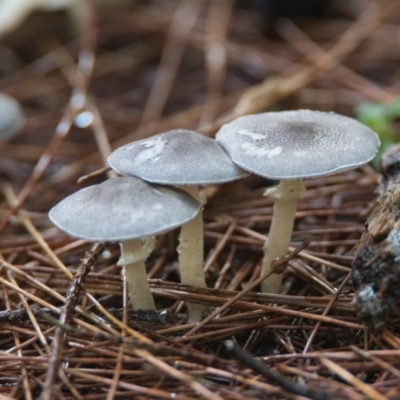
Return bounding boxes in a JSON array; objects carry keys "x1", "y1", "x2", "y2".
[
  {"x1": 0, "y1": 93, "x2": 25, "y2": 141},
  {"x1": 49, "y1": 177, "x2": 201, "y2": 310},
  {"x1": 0, "y1": 0, "x2": 128, "y2": 38},
  {"x1": 108, "y1": 129, "x2": 249, "y2": 321},
  {"x1": 0, "y1": 0, "x2": 76, "y2": 38},
  {"x1": 216, "y1": 110, "x2": 380, "y2": 293}
]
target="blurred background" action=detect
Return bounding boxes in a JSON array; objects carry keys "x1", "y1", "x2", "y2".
[{"x1": 0, "y1": 0, "x2": 399, "y2": 204}]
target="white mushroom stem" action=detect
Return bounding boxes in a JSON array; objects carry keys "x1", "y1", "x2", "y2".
[
  {"x1": 118, "y1": 237, "x2": 156, "y2": 310},
  {"x1": 178, "y1": 185, "x2": 207, "y2": 322},
  {"x1": 261, "y1": 180, "x2": 306, "y2": 294}
]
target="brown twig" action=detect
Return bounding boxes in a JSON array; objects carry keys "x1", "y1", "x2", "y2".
[
  {"x1": 183, "y1": 241, "x2": 310, "y2": 339},
  {"x1": 40, "y1": 241, "x2": 106, "y2": 400}
]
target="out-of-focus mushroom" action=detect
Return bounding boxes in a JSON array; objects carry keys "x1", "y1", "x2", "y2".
[
  {"x1": 108, "y1": 129, "x2": 249, "y2": 321},
  {"x1": 0, "y1": 0, "x2": 73, "y2": 37},
  {"x1": 49, "y1": 177, "x2": 201, "y2": 310},
  {"x1": 0, "y1": 0, "x2": 128, "y2": 37},
  {"x1": 216, "y1": 109, "x2": 380, "y2": 293},
  {"x1": 0, "y1": 92, "x2": 25, "y2": 141}
]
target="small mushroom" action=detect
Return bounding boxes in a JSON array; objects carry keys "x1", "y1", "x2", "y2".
[
  {"x1": 0, "y1": 0, "x2": 74, "y2": 38},
  {"x1": 216, "y1": 110, "x2": 380, "y2": 293},
  {"x1": 0, "y1": 0, "x2": 128, "y2": 38},
  {"x1": 108, "y1": 129, "x2": 249, "y2": 321},
  {"x1": 0, "y1": 93, "x2": 25, "y2": 141},
  {"x1": 49, "y1": 177, "x2": 201, "y2": 310}
]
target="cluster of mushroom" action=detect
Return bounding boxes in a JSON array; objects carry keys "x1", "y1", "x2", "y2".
[
  {"x1": 50, "y1": 130, "x2": 248, "y2": 322},
  {"x1": 49, "y1": 110, "x2": 380, "y2": 322},
  {"x1": 50, "y1": 176, "x2": 202, "y2": 311}
]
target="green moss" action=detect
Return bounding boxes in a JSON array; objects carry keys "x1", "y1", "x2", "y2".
[{"x1": 357, "y1": 100, "x2": 400, "y2": 169}]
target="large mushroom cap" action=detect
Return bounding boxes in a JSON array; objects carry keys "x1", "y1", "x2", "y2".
[
  {"x1": 49, "y1": 177, "x2": 201, "y2": 241},
  {"x1": 216, "y1": 110, "x2": 380, "y2": 180},
  {"x1": 0, "y1": 93, "x2": 25, "y2": 141},
  {"x1": 108, "y1": 129, "x2": 249, "y2": 185}
]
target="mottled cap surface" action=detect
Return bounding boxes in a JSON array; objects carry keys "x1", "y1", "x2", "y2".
[
  {"x1": 49, "y1": 177, "x2": 200, "y2": 241},
  {"x1": 108, "y1": 129, "x2": 249, "y2": 185},
  {"x1": 216, "y1": 110, "x2": 380, "y2": 179},
  {"x1": 0, "y1": 93, "x2": 25, "y2": 141}
]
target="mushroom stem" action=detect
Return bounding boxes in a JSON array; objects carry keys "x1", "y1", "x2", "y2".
[
  {"x1": 178, "y1": 185, "x2": 207, "y2": 322},
  {"x1": 261, "y1": 180, "x2": 306, "y2": 294},
  {"x1": 118, "y1": 237, "x2": 156, "y2": 310}
]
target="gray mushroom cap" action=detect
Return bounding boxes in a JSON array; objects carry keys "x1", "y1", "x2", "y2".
[
  {"x1": 216, "y1": 110, "x2": 380, "y2": 180},
  {"x1": 49, "y1": 177, "x2": 201, "y2": 241},
  {"x1": 0, "y1": 93, "x2": 25, "y2": 141},
  {"x1": 108, "y1": 129, "x2": 249, "y2": 185}
]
